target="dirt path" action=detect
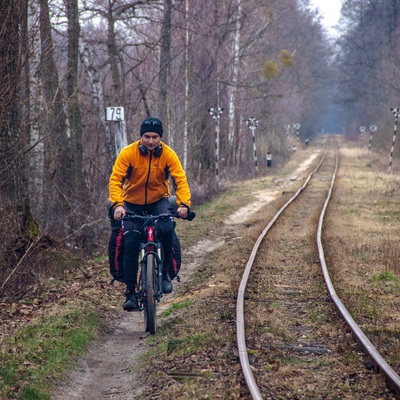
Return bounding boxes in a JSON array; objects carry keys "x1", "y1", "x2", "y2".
[
  {"x1": 52, "y1": 313, "x2": 146, "y2": 400},
  {"x1": 52, "y1": 238, "x2": 230, "y2": 399},
  {"x1": 51, "y1": 153, "x2": 319, "y2": 399}
]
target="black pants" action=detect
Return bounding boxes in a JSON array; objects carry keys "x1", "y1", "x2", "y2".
[{"x1": 122, "y1": 198, "x2": 173, "y2": 292}]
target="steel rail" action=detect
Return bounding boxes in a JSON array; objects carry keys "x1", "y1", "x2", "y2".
[
  {"x1": 317, "y1": 148, "x2": 400, "y2": 395},
  {"x1": 236, "y1": 148, "x2": 328, "y2": 400},
  {"x1": 237, "y1": 142, "x2": 400, "y2": 397}
]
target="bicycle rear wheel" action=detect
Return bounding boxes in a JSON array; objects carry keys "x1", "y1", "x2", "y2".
[{"x1": 144, "y1": 253, "x2": 157, "y2": 334}]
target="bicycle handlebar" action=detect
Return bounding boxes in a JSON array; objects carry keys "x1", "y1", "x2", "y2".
[{"x1": 121, "y1": 209, "x2": 196, "y2": 222}]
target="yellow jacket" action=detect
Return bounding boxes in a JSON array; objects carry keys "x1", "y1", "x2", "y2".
[{"x1": 109, "y1": 140, "x2": 191, "y2": 208}]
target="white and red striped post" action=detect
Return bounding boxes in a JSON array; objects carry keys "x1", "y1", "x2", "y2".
[
  {"x1": 389, "y1": 108, "x2": 400, "y2": 174},
  {"x1": 208, "y1": 107, "x2": 223, "y2": 183},
  {"x1": 293, "y1": 123, "x2": 301, "y2": 146},
  {"x1": 368, "y1": 124, "x2": 377, "y2": 152},
  {"x1": 246, "y1": 117, "x2": 259, "y2": 173},
  {"x1": 285, "y1": 124, "x2": 291, "y2": 139},
  {"x1": 359, "y1": 125, "x2": 366, "y2": 147}
]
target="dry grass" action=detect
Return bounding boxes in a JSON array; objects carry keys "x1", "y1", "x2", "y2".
[{"x1": 324, "y1": 138, "x2": 400, "y2": 367}]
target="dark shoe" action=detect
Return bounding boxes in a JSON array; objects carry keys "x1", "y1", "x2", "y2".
[
  {"x1": 123, "y1": 290, "x2": 138, "y2": 311},
  {"x1": 162, "y1": 269, "x2": 173, "y2": 294}
]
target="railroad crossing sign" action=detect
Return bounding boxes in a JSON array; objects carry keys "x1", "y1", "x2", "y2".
[{"x1": 391, "y1": 108, "x2": 400, "y2": 118}]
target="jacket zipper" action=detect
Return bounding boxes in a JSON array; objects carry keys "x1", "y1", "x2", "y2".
[{"x1": 144, "y1": 151, "x2": 152, "y2": 204}]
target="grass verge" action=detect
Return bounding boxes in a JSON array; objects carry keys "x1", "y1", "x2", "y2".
[{"x1": 0, "y1": 307, "x2": 100, "y2": 400}]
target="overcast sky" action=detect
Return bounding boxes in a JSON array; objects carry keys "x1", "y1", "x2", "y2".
[{"x1": 309, "y1": 0, "x2": 342, "y2": 36}]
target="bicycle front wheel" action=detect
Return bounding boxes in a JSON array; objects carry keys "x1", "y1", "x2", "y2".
[{"x1": 144, "y1": 253, "x2": 157, "y2": 334}]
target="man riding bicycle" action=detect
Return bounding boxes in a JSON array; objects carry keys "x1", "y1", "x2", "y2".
[{"x1": 109, "y1": 117, "x2": 191, "y2": 311}]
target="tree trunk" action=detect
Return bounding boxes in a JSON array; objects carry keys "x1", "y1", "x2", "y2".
[
  {"x1": 27, "y1": 0, "x2": 45, "y2": 220},
  {"x1": 158, "y1": 0, "x2": 172, "y2": 127},
  {"x1": 39, "y1": 0, "x2": 70, "y2": 214},
  {"x1": 79, "y1": 38, "x2": 116, "y2": 165},
  {"x1": 106, "y1": 9, "x2": 127, "y2": 158},
  {"x1": 227, "y1": 0, "x2": 242, "y2": 154},
  {"x1": 0, "y1": 1, "x2": 36, "y2": 264},
  {"x1": 66, "y1": 0, "x2": 85, "y2": 203},
  {"x1": 183, "y1": 0, "x2": 190, "y2": 169},
  {"x1": 0, "y1": 1, "x2": 28, "y2": 206}
]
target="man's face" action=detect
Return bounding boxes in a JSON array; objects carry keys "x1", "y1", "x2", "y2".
[{"x1": 141, "y1": 132, "x2": 161, "y2": 151}]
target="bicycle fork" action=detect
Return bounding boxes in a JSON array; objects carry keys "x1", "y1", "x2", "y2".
[{"x1": 137, "y1": 230, "x2": 164, "y2": 308}]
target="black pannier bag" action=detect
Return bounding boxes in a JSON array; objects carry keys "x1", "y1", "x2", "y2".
[
  {"x1": 168, "y1": 231, "x2": 182, "y2": 280},
  {"x1": 108, "y1": 219, "x2": 125, "y2": 282}
]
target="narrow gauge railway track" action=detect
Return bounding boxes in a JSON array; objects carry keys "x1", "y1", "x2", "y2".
[{"x1": 236, "y1": 142, "x2": 400, "y2": 399}]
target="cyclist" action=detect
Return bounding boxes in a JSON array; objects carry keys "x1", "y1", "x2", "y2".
[{"x1": 109, "y1": 117, "x2": 191, "y2": 311}]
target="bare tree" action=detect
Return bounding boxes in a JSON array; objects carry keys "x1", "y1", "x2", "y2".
[
  {"x1": 183, "y1": 0, "x2": 190, "y2": 169},
  {"x1": 227, "y1": 0, "x2": 242, "y2": 147},
  {"x1": 66, "y1": 0, "x2": 85, "y2": 204},
  {"x1": 338, "y1": 0, "x2": 400, "y2": 129},
  {"x1": 0, "y1": 1, "x2": 37, "y2": 275},
  {"x1": 27, "y1": 0, "x2": 45, "y2": 219},
  {"x1": 0, "y1": 0, "x2": 337, "y2": 281},
  {"x1": 158, "y1": 0, "x2": 172, "y2": 129},
  {"x1": 39, "y1": 0, "x2": 70, "y2": 219}
]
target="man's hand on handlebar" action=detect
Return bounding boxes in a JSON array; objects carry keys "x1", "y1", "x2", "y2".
[
  {"x1": 114, "y1": 205, "x2": 126, "y2": 220},
  {"x1": 177, "y1": 206, "x2": 188, "y2": 219}
]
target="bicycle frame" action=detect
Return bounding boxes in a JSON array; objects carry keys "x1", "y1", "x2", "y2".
[
  {"x1": 137, "y1": 223, "x2": 164, "y2": 309},
  {"x1": 121, "y1": 209, "x2": 195, "y2": 334},
  {"x1": 122, "y1": 212, "x2": 171, "y2": 334}
]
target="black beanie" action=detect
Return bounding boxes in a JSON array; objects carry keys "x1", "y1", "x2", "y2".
[{"x1": 140, "y1": 117, "x2": 163, "y2": 137}]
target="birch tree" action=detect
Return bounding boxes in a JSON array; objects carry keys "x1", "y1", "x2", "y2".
[
  {"x1": 27, "y1": 0, "x2": 45, "y2": 219},
  {"x1": 79, "y1": 38, "x2": 114, "y2": 162},
  {"x1": 183, "y1": 0, "x2": 190, "y2": 169},
  {"x1": 227, "y1": 0, "x2": 242, "y2": 148},
  {"x1": 158, "y1": 0, "x2": 172, "y2": 135}
]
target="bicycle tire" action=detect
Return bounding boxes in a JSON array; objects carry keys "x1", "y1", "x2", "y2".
[{"x1": 144, "y1": 253, "x2": 157, "y2": 334}]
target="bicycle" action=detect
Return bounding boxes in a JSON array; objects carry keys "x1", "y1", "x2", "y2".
[{"x1": 121, "y1": 209, "x2": 195, "y2": 334}]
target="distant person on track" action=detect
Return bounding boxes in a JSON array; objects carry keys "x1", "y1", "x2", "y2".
[{"x1": 108, "y1": 117, "x2": 191, "y2": 311}]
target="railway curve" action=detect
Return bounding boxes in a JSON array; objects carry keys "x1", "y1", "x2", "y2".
[{"x1": 237, "y1": 139, "x2": 400, "y2": 399}]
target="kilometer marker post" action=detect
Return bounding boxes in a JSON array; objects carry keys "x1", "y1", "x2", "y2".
[
  {"x1": 105, "y1": 106, "x2": 127, "y2": 157},
  {"x1": 389, "y1": 108, "x2": 400, "y2": 174}
]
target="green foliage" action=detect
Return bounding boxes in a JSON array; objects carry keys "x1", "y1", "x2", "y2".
[
  {"x1": 372, "y1": 270, "x2": 398, "y2": 283},
  {"x1": 279, "y1": 49, "x2": 293, "y2": 67},
  {"x1": 166, "y1": 333, "x2": 211, "y2": 356},
  {"x1": 0, "y1": 309, "x2": 100, "y2": 399},
  {"x1": 160, "y1": 299, "x2": 192, "y2": 317},
  {"x1": 262, "y1": 50, "x2": 293, "y2": 80},
  {"x1": 262, "y1": 60, "x2": 280, "y2": 79},
  {"x1": 27, "y1": 216, "x2": 39, "y2": 238}
]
